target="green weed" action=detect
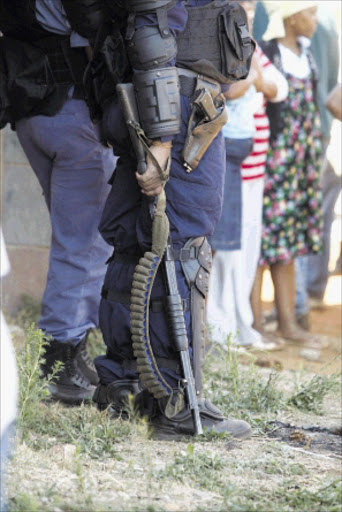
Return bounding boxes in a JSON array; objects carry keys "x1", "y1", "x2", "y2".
[
  {"x1": 287, "y1": 372, "x2": 341, "y2": 414},
  {"x1": 15, "y1": 324, "x2": 62, "y2": 429},
  {"x1": 204, "y1": 340, "x2": 286, "y2": 419},
  {"x1": 8, "y1": 493, "x2": 40, "y2": 512}
]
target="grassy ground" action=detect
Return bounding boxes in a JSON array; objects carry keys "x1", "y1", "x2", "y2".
[{"x1": 3, "y1": 310, "x2": 342, "y2": 512}]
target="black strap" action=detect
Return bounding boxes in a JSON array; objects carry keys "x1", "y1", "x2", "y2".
[
  {"x1": 101, "y1": 286, "x2": 189, "y2": 313},
  {"x1": 156, "y1": 7, "x2": 171, "y2": 38}
]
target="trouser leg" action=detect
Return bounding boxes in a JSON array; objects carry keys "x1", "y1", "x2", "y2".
[{"x1": 16, "y1": 100, "x2": 115, "y2": 344}]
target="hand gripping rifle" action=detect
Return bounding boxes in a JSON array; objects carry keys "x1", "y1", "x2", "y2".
[{"x1": 116, "y1": 83, "x2": 203, "y2": 435}]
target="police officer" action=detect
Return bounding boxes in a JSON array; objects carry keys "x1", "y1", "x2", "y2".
[
  {"x1": 0, "y1": 0, "x2": 116, "y2": 404},
  {"x1": 89, "y1": 0, "x2": 255, "y2": 439}
]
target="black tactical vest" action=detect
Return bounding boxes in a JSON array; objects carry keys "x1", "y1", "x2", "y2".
[
  {"x1": 0, "y1": 0, "x2": 88, "y2": 129},
  {"x1": 176, "y1": 0, "x2": 255, "y2": 83}
]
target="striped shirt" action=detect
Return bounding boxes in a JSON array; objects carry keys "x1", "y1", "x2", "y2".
[{"x1": 241, "y1": 45, "x2": 288, "y2": 181}]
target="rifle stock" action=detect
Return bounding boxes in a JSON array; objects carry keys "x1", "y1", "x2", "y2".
[{"x1": 116, "y1": 83, "x2": 147, "y2": 175}]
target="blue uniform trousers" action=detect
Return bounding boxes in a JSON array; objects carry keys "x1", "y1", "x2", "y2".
[
  {"x1": 16, "y1": 98, "x2": 116, "y2": 344},
  {"x1": 95, "y1": 95, "x2": 225, "y2": 387}
]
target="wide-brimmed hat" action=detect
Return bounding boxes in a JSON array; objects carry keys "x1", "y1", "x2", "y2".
[{"x1": 263, "y1": 1, "x2": 318, "y2": 41}]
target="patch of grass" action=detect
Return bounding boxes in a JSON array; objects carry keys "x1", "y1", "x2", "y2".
[
  {"x1": 204, "y1": 339, "x2": 341, "y2": 430},
  {"x1": 204, "y1": 341, "x2": 286, "y2": 419},
  {"x1": 156, "y1": 444, "x2": 225, "y2": 492},
  {"x1": 287, "y1": 372, "x2": 341, "y2": 414},
  {"x1": 219, "y1": 479, "x2": 342, "y2": 512},
  {"x1": 16, "y1": 325, "x2": 148, "y2": 460},
  {"x1": 8, "y1": 493, "x2": 40, "y2": 512},
  {"x1": 239, "y1": 457, "x2": 307, "y2": 477}
]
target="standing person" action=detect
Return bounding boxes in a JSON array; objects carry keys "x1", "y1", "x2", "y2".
[
  {"x1": 252, "y1": 1, "x2": 324, "y2": 347},
  {"x1": 239, "y1": 1, "x2": 288, "y2": 349},
  {"x1": 91, "y1": 0, "x2": 254, "y2": 439},
  {"x1": 253, "y1": 1, "x2": 341, "y2": 326},
  {"x1": 295, "y1": 6, "x2": 341, "y2": 317},
  {"x1": 0, "y1": 0, "x2": 116, "y2": 404}
]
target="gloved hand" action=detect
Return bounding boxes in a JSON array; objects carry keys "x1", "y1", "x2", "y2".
[{"x1": 136, "y1": 141, "x2": 172, "y2": 197}]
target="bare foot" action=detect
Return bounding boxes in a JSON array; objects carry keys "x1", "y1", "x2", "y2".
[{"x1": 275, "y1": 327, "x2": 328, "y2": 350}]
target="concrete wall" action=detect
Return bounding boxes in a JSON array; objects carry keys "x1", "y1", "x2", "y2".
[{"x1": 1, "y1": 126, "x2": 50, "y2": 315}]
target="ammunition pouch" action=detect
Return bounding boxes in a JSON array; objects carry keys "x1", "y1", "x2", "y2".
[
  {"x1": 177, "y1": 0, "x2": 255, "y2": 84},
  {"x1": 181, "y1": 237, "x2": 212, "y2": 393},
  {"x1": 178, "y1": 69, "x2": 228, "y2": 172},
  {"x1": 133, "y1": 66, "x2": 181, "y2": 139},
  {"x1": 127, "y1": 25, "x2": 177, "y2": 70}
]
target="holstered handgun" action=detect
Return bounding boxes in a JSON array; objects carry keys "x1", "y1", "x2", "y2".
[{"x1": 183, "y1": 76, "x2": 228, "y2": 172}]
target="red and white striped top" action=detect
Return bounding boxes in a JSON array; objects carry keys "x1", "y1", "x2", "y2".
[{"x1": 241, "y1": 45, "x2": 272, "y2": 181}]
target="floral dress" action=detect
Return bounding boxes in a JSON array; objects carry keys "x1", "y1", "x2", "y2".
[{"x1": 259, "y1": 71, "x2": 323, "y2": 266}]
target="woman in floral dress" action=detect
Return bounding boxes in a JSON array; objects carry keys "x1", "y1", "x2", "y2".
[{"x1": 252, "y1": 1, "x2": 323, "y2": 346}]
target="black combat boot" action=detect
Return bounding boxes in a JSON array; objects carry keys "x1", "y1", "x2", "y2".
[
  {"x1": 93, "y1": 380, "x2": 142, "y2": 417},
  {"x1": 139, "y1": 391, "x2": 252, "y2": 440},
  {"x1": 41, "y1": 339, "x2": 98, "y2": 404}
]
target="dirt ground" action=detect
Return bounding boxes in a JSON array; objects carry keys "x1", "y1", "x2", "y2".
[
  {"x1": 253, "y1": 301, "x2": 342, "y2": 376},
  {"x1": 254, "y1": 264, "x2": 342, "y2": 376}
]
